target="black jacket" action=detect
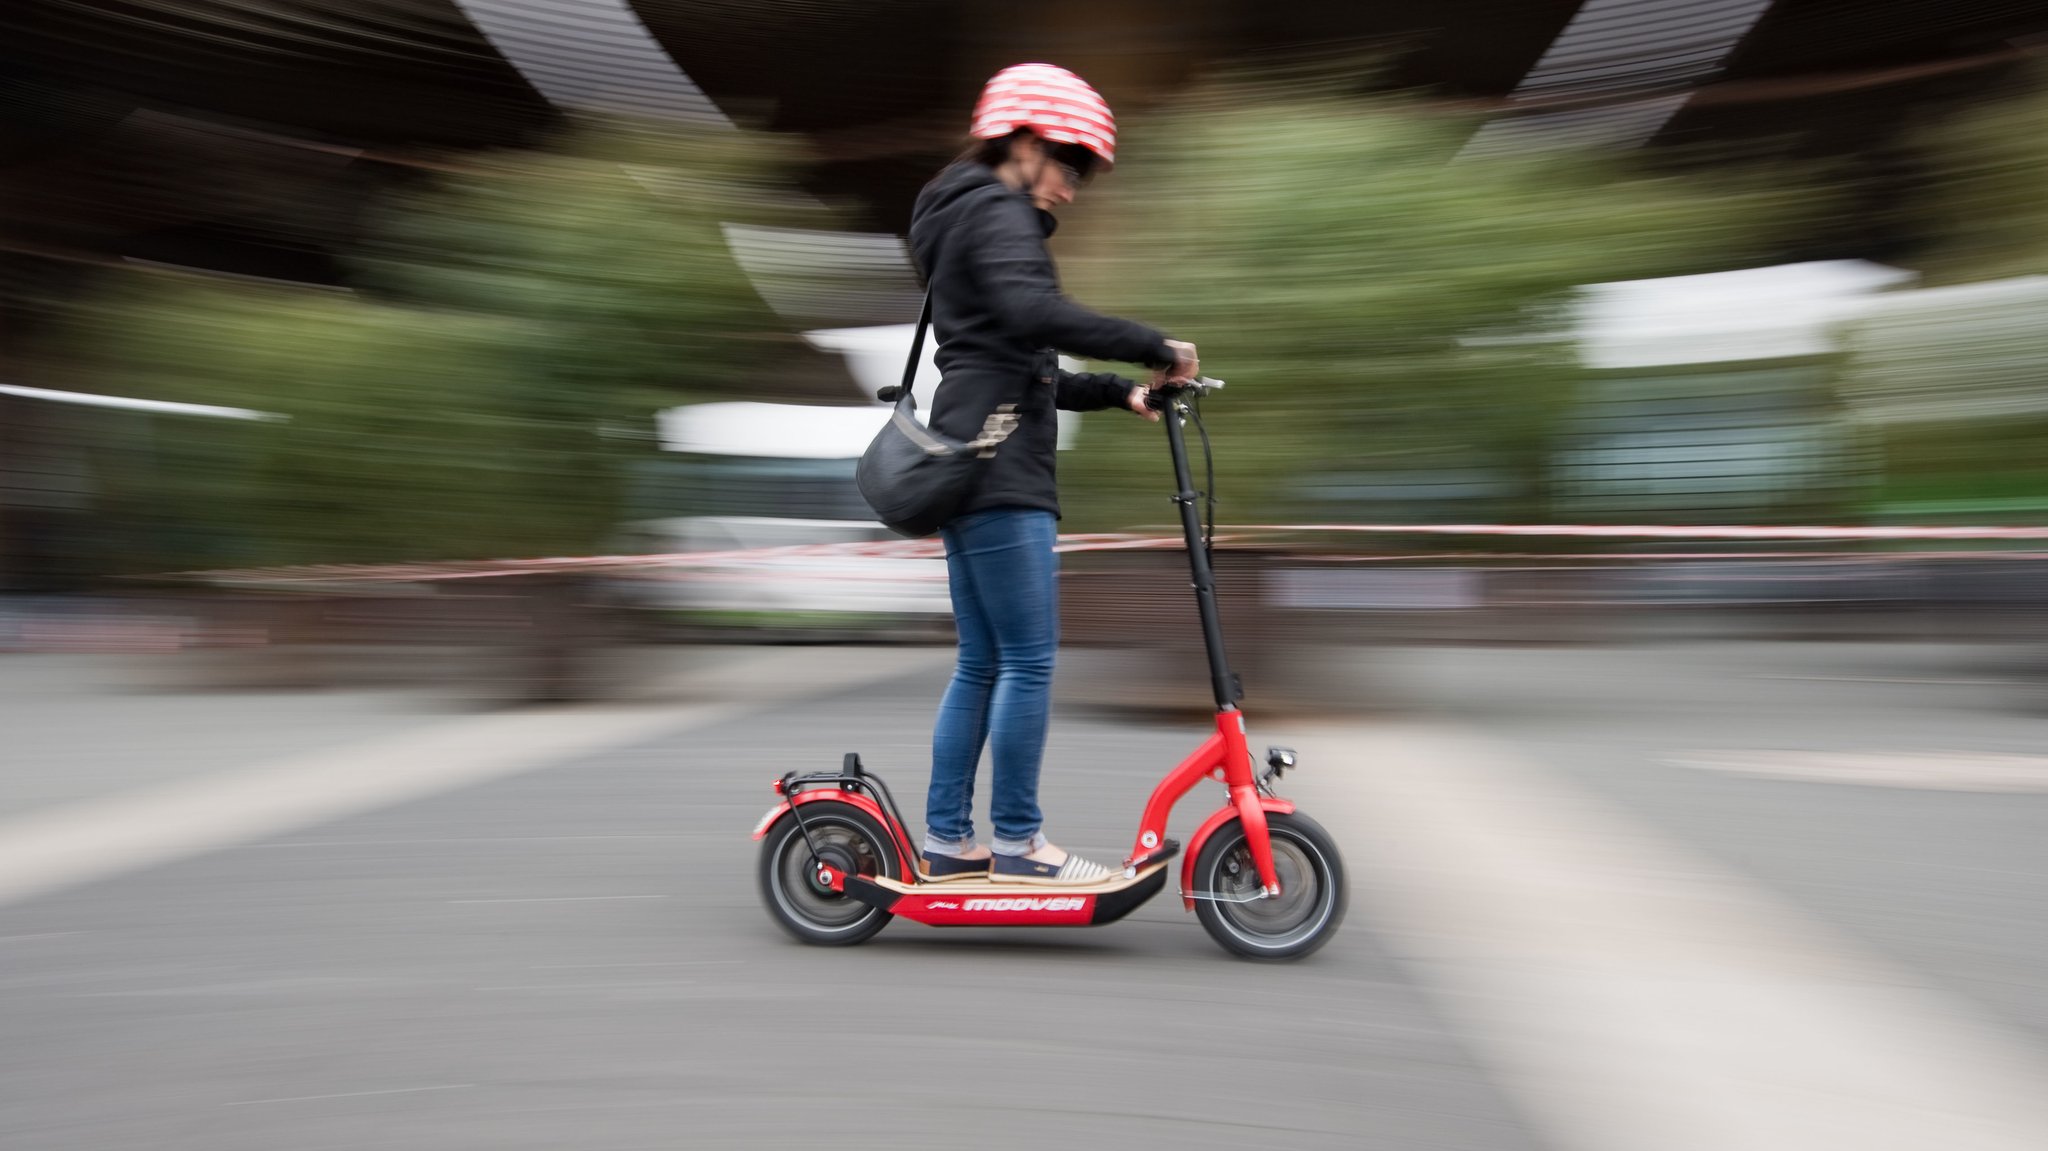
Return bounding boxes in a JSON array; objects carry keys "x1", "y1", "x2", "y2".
[{"x1": 908, "y1": 162, "x2": 1176, "y2": 519}]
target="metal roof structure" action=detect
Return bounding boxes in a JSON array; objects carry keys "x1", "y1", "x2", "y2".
[{"x1": 3, "y1": 0, "x2": 2045, "y2": 396}]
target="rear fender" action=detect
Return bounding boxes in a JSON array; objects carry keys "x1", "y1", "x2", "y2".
[
  {"x1": 1180, "y1": 795, "x2": 1296, "y2": 909},
  {"x1": 750, "y1": 788, "x2": 914, "y2": 874}
]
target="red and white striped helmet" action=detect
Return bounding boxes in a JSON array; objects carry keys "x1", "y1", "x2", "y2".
[{"x1": 969, "y1": 63, "x2": 1117, "y2": 168}]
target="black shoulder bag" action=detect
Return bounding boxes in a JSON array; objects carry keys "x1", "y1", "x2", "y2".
[{"x1": 855, "y1": 289, "x2": 1018, "y2": 538}]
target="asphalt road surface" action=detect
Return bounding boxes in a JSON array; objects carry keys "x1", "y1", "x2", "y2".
[{"x1": 6, "y1": 639, "x2": 2048, "y2": 1149}]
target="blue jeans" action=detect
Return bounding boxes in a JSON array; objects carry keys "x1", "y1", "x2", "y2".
[{"x1": 925, "y1": 507, "x2": 1058, "y2": 856}]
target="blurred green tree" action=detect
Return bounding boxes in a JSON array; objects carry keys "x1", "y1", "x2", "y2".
[
  {"x1": 1056, "y1": 80, "x2": 1808, "y2": 530},
  {"x1": 1913, "y1": 67, "x2": 2048, "y2": 284},
  {"x1": 1833, "y1": 69, "x2": 2048, "y2": 522},
  {"x1": 73, "y1": 120, "x2": 812, "y2": 570}
]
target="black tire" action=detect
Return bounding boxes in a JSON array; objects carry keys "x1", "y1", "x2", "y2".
[
  {"x1": 757, "y1": 801, "x2": 902, "y2": 946},
  {"x1": 1191, "y1": 810, "x2": 1346, "y2": 960}
]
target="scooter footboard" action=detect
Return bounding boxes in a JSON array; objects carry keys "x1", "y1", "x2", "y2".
[{"x1": 846, "y1": 864, "x2": 1171, "y2": 927}]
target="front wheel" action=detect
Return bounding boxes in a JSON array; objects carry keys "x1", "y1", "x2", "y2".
[
  {"x1": 758, "y1": 801, "x2": 902, "y2": 946},
  {"x1": 1192, "y1": 811, "x2": 1346, "y2": 960}
]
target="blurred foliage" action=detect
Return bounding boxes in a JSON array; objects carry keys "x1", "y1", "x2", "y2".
[
  {"x1": 1913, "y1": 66, "x2": 2048, "y2": 284},
  {"x1": 1057, "y1": 78, "x2": 1812, "y2": 530},
  {"x1": 63, "y1": 67, "x2": 2048, "y2": 568},
  {"x1": 67, "y1": 120, "x2": 815, "y2": 571},
  {"x1": 1866, "y1": 416, "x2": 2048, "y2": 521},
  {"x1": 1841, "y1": 70, "x2": 2048, "y2": 522},
  {"x1": 358, "y1": 124, "x2": 802, "y2": 409}
]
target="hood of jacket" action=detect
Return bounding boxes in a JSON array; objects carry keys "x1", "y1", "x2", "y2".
[{"x1": 910, "y1": 162, "x2": 1053, "y2": 279}]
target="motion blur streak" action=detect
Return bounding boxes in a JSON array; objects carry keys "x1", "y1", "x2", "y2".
[
  {"x1": 453, "y1": 0, "x2": 731, "y2": 126},
  {"x1": 9, "y1": 3, "x2": 2048, "y2": 1147},
  {"x1": 1461, "y1": 0, "x2": 1774, "y2": 153}
]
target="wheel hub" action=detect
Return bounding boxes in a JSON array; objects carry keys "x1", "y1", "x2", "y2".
[
  {"x1": 1217, "y1": 839, "x2": 1319, "y2": 936},
  {"x1": 806, "y1": 843, "x2": 860, "y2": 895}
]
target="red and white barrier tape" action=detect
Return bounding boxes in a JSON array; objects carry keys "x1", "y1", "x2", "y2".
[
  {"x1": 182, "y1": 524, "x2": 2048, "y2": 586},
  {"x1": 1247, "y1": 523, "x2": 2048, "y2": 541},
  {"x1": 181, "y1": 532, "x2": 1196, "y2": 585}
]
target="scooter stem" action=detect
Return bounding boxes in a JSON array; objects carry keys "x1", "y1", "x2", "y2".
[{"x1": 1162, "y1": 396, "x2": 1237, "y2": 712}]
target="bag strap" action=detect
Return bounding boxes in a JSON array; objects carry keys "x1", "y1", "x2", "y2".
[{"x1": 876, "y1": 290, "x2": 932, "y2": 405}]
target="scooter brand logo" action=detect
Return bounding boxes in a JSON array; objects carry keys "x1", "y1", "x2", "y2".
[{"x1": 961, "y1": 896, "x2": 1086, "y2": 912}]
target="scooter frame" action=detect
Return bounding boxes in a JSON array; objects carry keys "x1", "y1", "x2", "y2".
[{"x1": 752, "y1": 380, "x2": 1312, "y2": 933}]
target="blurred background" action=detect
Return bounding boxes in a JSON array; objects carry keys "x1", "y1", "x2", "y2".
[
  {"x1": 15, "y1": 5, "x2": 2048, "y2": 1150},
  {"x1": 4, "y1": 0, "x2": 2048, "y2": 701}
]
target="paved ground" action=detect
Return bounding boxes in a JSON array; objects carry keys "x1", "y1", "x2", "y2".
[
  {"x1": 1388, "y1": 643, "x2": 2048, "y2": 1076},
  {"x1": 5, "y1": 638, "x2": 2048, "y2": 1148}
]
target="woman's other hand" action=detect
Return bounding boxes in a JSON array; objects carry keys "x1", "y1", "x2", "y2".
[
  {"x1": 1126, "y1": 384, "x2": 1161, "y2": 421},
  {"x1": 1159, "y1": 339, "x2": 1198, "y2": 383}
]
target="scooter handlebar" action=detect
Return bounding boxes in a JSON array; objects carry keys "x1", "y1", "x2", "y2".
[{"x1": 1145, "y1": 377, "x2": 1224, "y2": 409}]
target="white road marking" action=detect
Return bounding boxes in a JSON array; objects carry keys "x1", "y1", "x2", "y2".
[
  {"x1": 1671, "y1": 750, "x2": 2048, "y2": 792},
  {"x1": 0, "y1": 703, "x2": 734, "y2": 909},
  {"x1": 1299, "y1": 723, "x2": 2048, "y2": 1151},
  {"x1": 224, "y1": 1084, "x2": 474, "y2": 1107},
  {"x1": 0, "y1": 649, "x2": 948, "y2": 908},
  {"x1": 1756, "y1": 674, "x2": 2013, "y2": 686}
]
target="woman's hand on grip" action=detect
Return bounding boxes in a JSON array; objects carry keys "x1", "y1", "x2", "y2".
[{"x1": 1158, "y1": 339, "x2": 1198, "y2": 384}]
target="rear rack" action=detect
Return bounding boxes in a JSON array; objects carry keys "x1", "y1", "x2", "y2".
[{"x1": 778, "y1": 753, "x2": 915, "y2": 868}]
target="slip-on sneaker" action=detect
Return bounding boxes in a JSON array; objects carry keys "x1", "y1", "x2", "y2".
[
  {"x1": 990, "y1": 851, "x2": 1114, "y2": 885},
  {"x1": 919, "y1": 850, "x2": 991, "y2": 882}
]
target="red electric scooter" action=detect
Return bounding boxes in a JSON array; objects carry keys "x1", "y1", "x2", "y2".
[{"x1": 752, "y1": 379, "x2": 1346, "y2": 959}]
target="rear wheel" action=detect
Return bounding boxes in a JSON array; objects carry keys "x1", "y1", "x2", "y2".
[
  {"x1": 758, "y1": 801, "x2": 902, "y2": 946},
  {"x1": 1192, "y1": 811, "x2": 1346, "y2": 960}
]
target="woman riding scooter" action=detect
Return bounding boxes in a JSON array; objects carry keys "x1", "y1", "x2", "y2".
[{"x1": 909, "y1": 63, "x2": 1199, "y2": 885}]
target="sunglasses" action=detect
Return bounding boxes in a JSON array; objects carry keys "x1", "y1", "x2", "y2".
[{"x1": 1049, "y1": 145, "x2": 1098, "y2": 187}]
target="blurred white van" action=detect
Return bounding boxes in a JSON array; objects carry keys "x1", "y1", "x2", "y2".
[{"x1": 613, "y1": 401, "x2": 951, "y2": 623}]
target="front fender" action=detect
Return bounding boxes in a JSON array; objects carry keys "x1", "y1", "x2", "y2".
[{"x1": 1180, "y1": 795, "x2": 1296, "y2": 909}]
